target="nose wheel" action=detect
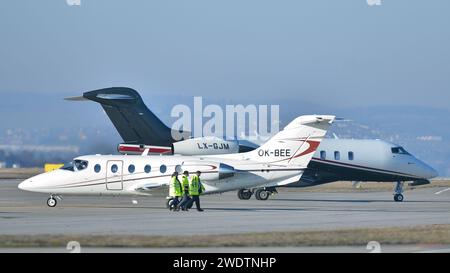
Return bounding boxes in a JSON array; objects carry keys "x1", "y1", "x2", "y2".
[
  {"x1": 394, "y1": 194, "x2": 404, "y2": 202},
  {"x1": 393, "y1": 182, "x2": 405, "y2": 202},
  {"x1": 47, "y1": 197, "x2": 57, "y2": 207},
  {"x1": 46, "y1": 195, "x2": 61, "y2": 207}
]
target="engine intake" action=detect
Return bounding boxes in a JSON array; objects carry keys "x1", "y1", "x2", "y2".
[{"x1": 218, "y1": 163, "x2": 235, "y2": 180}]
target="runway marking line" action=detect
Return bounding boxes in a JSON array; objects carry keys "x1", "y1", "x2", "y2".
[{"x1": 434, "y1": 188, "x2": 450, "y2": 195}]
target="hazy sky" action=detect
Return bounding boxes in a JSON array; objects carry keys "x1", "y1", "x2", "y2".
[{"x1": 0, "y1": 0, "x2": 449, "y2": 110}]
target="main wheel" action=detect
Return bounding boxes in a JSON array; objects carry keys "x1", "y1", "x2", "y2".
[
  {"x1": 255, "y1": 189, "x2": 270, "y2": 201},
  {"x1": 241, "y1": 190, "x2": 252, "y2": 200},
  {"x1": 237, "y1": 190, "x2": 243, "y2": 200},
  {"x1": 237, "y1": 189, "x2": 252, "y2": 200},
  {"x1": 47, "y1": 197, "x2": 57, "y2": 207},
  {"x1": 394, "y1": 194, "x2": 404, "y2": 202}
]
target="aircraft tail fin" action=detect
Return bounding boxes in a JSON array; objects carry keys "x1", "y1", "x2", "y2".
[
  {"x1": 246, "y1": 115, "x2": 335, "y2": 167},
  {"x1": 67, "y1": 87, "x2": 184, "y2": 147}
]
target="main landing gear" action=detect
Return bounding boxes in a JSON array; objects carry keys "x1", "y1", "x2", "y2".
[
  {"x1": 393, "y1": 182, "x2": 405, "y2": 202},
  {"x1": 47, "y1": 195, "x2": 61, "y2": 207},
  {"x1": 237, "y1": 189, "x2": 253, "y2": 200},
  {"x1": 237, "y1": 188, "x2": 278, "y2": 201}
]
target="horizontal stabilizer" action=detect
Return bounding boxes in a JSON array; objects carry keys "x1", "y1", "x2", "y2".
[
  {"x1": 64, "y1": 96, "x2": 89, "y2": 101},
  {"x1": 70, "y1": 87, "x2": 178, "y2": 147}
]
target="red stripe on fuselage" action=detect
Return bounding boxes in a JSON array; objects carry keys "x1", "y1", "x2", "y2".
[{"x1": 118, "y1": 146, "x2": 172, "y2": 154}]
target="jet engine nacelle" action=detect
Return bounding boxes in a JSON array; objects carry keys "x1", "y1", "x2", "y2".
[
  {"x1": 173, "y1": 137, "x2": 239, "y2": 156},
  {"x1": 181, "y1": 161, "x2": 235, "y2": 181}
]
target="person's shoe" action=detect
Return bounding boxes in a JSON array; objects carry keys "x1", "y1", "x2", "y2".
[{"x1": 197, "y1": 208, "x2": 204, "y2": 212}]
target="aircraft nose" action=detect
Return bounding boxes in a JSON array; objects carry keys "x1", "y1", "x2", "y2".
[
  {"x1": 419, "y1": 162, "x2": 439, "y2": 179},
  {"x1": 18, "y1": 179, "x2": 32, "y2": 191},
  {"x1": 427, "y1": 166, "x2": 439, "y2": 179}
]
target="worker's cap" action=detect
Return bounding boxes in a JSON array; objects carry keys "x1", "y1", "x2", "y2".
[
  {"x1": 196, "y1": 170, "x2": 201, "y2": 175},
  {"x1": 172, "y1": 171, "x2": 178, "y2": 176},
  {"x1": 183, "y1": 171, "x2": 189, "y2": 175}
]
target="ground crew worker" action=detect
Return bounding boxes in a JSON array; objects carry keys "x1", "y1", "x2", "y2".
[
  {"x1": 169, "y1": 172, "x2": 182, "y2": 211},
  {"x1": 178, "y1": 171, "x2": 191, "y2": 211},
  {"x1": 181, "y1": 171, "x2": 190, "y2": 194},
  {"x1": 189, "y1": 170, "x2": 205, "y2": 212}
]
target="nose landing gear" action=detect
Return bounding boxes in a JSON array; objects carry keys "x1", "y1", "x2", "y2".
[
  {"x1": 393, "y1": 182, "x2": 405, "y2": 202},
  {"x1": 47, "y1": 195, "x2": 61, "y2": 207}
]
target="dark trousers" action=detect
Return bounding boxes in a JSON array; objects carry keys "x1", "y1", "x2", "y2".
[
  {"x1": 192, "y1": 195, "x2": 201, "y2": 210},
  {"x1": 170, "y1": 197, "x2": 179, "y2": 208},
  {"x1": 178, "y1": 194, "x2": 190, "y2": 209}
]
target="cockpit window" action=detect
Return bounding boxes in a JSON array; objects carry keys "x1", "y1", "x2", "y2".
[
  {"x1": 391, "y1": 147, "x2": 410, "y2": 155},
  {"x1": 74, "y1": 160, "x2": 88, "y2": 171},
  {"x1": 61, "y1": 162, "x2": 74, "y2": 171},
  {"x1": 60, "y1": 160, "x2": 89, "y2": 172}
]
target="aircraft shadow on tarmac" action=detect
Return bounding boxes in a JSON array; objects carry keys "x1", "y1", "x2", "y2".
[
  {"x1": 202, "y1": 207, "x2": 448, "y2": 214},
  {"x1": 5, "y1": 203, "x2": 448, "y2": 214},
  {"x1": 271, "y1": 198, "x2": 450, "y2": 203}
]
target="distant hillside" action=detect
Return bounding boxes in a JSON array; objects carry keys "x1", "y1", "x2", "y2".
[{"x1": 0, "y1": 93, "x2": 448, "y2": 175}]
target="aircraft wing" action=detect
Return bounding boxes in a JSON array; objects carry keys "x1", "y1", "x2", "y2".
[
  {"x1": 132, "y1": 182, "x2": 167, "y2": 193},
  {"x1": 259, "y1": 173, "x2": 304, "y2": 188}
]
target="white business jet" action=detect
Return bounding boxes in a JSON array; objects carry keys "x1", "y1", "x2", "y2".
[{"x1": 18, "y1": 115, "x2": 335, "y2": 207}]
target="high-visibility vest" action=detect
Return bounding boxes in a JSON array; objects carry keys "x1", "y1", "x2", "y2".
[
  {"x1": 189, "y1": 175, "x2": 200, "y2": 196},
  {"x1": 169, "y1": 176, "x2": 182, "y2": 197},
  {"x1": 189, "y1": 175, "x2": 205, "y2": 196},
  {"x1": 181, "y1": 175, "x2": 190, "y2": 193}
]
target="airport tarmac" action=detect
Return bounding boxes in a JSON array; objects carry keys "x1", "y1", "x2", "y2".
[
  {"x1": 2, "y1": 245, "x2": 450, "y2": 253},
  {"x1": 1, "y1": 179, "x2": 450, "y2": 237}
]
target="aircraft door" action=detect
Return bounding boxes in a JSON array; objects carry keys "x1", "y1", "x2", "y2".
[{"x1": 106, "y1": 160, "x2": 123, "y2": 190}]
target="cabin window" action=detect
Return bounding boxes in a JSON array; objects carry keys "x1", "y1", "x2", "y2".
[
  {"x1": 348, "y1": 152, "x2": 354, "y2": 161},
  {"x1": 334, "y1": 151, "x2": 340, "y2": 160},
  {"x1": 320, "y1": 151, "x2": 326, "y2": 160},
  {"x1": 175, "y1": 165, "x2": 182, "y2": 173},
  {"x1": 128, "y1": 164, "x2": 135, "y2": 174},
  {"x1": 94, "y1": 164, "x2": 101, "y2": 173},
  {"x1": 111, "y1": 164, "x2": 118, "y2": 173},
  {"x1": 160, "y1": 165, "x2": 167, "y2": 173},
  {"x1": 144, "y1": 165, "x2": 151, "y2": 173}
]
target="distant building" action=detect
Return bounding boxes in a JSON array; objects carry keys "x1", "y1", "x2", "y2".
[
  {"x1": 0, "y1": 161, "x2": 6, "y2": 168},
  {"x1": 12, "y1": 163, "x2": 21, "y2": 169}
]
